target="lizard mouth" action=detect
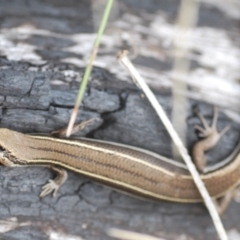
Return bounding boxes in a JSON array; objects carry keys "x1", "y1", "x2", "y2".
[
  {"x1": 0, "y1": 148, "x2": 24, "y2": 165},
  {"x1": 0, "y1": 146, "x2": 6, "y2": 156}
]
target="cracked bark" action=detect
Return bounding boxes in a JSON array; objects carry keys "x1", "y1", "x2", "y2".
[
  {"x1": 1, "y1": 59, "x2": 240, "y2": 240},
  {"x1": 0, "y1": 1, "x2": 239, "y2": 240}
]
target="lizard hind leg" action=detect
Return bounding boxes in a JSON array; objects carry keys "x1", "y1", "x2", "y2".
[
  {"x1": 192, "y1": 107, "x2": 229, "y2": 172},
  {"x1": 213, "y1": 186, "x2": 239, "y2": 215},
  {"x1": 194, "y1": 108, "x2": 217, "y2": 138},
  {"x1": 194, "y1": 107, "x2": 230, "y2": 139}
]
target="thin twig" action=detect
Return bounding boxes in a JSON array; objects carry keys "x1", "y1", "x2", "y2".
[
  {"x1": 171, "y1": 0, "x2": 200, "y2": 159},
  {"x1": 66, "y1": 0, "x2": 114, "y2": 137},
  {"x1": 107, "y1": 228, "x2": 166, "y2": 240},
  {"x1": 117, "y1": 50, "x2": 228, "y2": 240}
]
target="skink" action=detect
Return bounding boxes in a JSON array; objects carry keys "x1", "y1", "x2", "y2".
[{"x1": 0, "y1": 115, "x2": 239, "y2": 203}]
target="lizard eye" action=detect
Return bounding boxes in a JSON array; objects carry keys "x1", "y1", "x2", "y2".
[{"x1": 0, "y1": 146, "x2": 5, "y2": 153}]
